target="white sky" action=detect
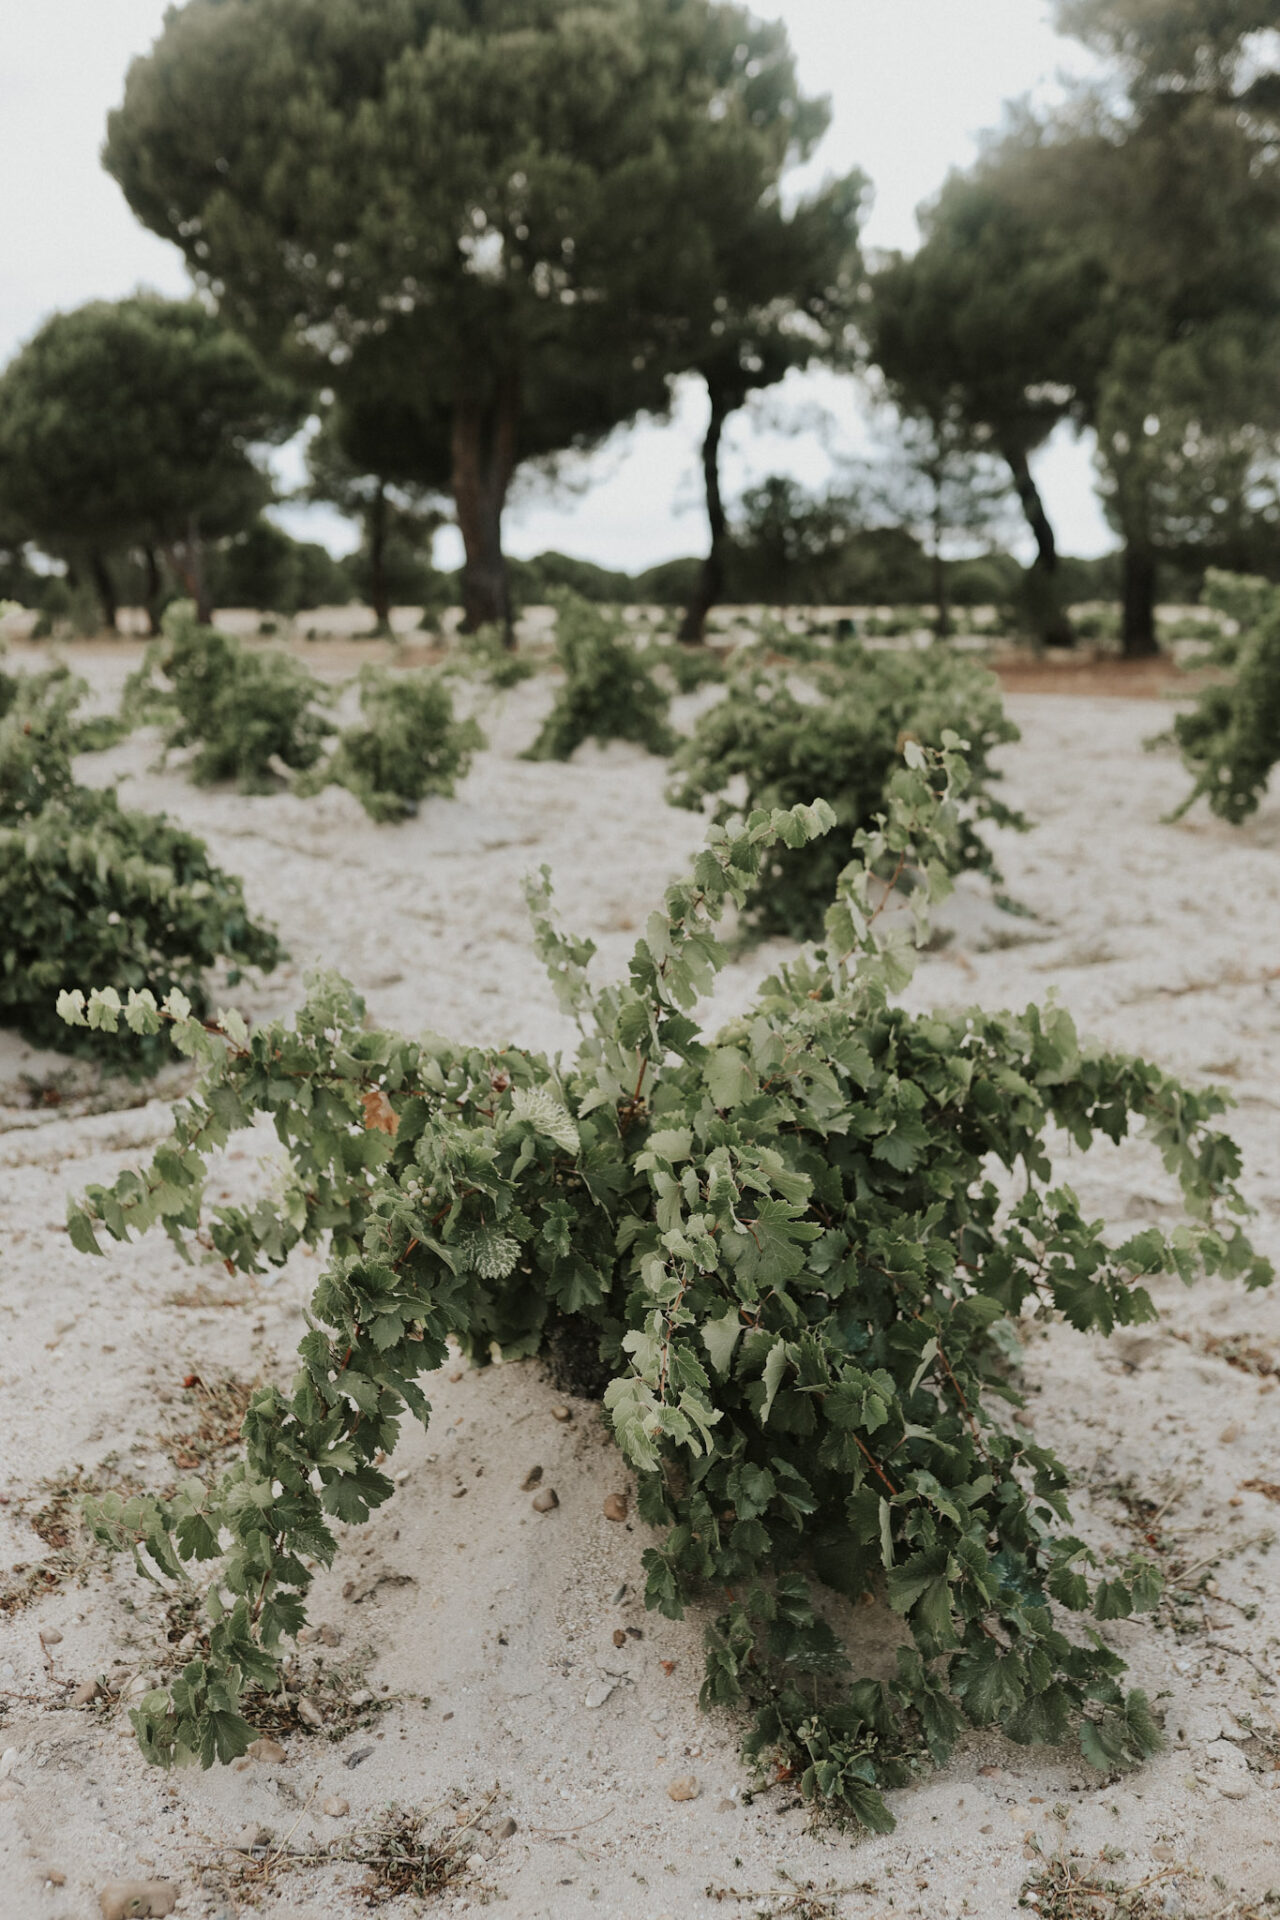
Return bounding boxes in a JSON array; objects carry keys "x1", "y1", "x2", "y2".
[{"x1": 0, "y1": 0, "x2": 1113, "y2": 569}]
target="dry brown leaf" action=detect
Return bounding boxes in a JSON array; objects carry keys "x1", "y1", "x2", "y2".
[{"x1": 361, "y1": 1089, "x2": 399, "y2": 1136}]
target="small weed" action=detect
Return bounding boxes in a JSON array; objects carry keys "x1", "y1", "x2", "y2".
[{"x1": 0, "y1": 1465, "x2": 133, "y2": 1614}]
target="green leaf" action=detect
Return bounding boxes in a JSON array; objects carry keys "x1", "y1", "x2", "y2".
[
  {"x1": 706, "y1": 1048, "x2": 755, "y2": 1110},
  {"x1": 701, "y1": 1306, "x2": 742, "y2": 1378}
]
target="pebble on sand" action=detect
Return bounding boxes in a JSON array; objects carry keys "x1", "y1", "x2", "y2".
[
  {"x1": 666, "y1": 1775, "x2": 700, "y2": 1802},
  {"x1": 531, "y1": 1487, "x2": 559, "y2": 1512},
  {"x1": 603, "y1": 1493, "x2": 628, "y2": 1522},
  {"x1": 551, "y1": 1405, "x2": 572, "y2": 1422},
  {"x1": 522, "y1": 1465, "x2": 544, "y2": 1490},
  {"x1": 322, "y1": 1795, "x2": 350, "y2": 1817},
  {"x1": 246, "y1": 1736, "x2": 287, "y2": 1763},
  {"x1": 98, "y1": 1882, "x2": 179, "y2": 1920}
]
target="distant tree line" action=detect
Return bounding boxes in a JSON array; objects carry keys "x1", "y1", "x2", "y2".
[{"x1": 0, "y1": 0, "x2": 1275, "y2": 652}]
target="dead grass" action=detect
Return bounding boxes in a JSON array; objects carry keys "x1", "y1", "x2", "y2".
[
  {"x1": 160, "y1": 1371, "x2": 258, "y2": 1472},
  {"x1": 0, "y1": 1464, "x2": 134, "y2": 1615},
  {"x1": 1021, "y1": 1852, "x2": 1280, "y2": 1918},
  {"x1": 198, "y1": 1788, "x2": 502, "y2": 1908}
]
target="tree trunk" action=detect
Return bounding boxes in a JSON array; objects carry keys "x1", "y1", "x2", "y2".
[
  {"x1": 165, "y1": 518, "x2": 212, "y2": 624},
  {"x1": 87, "y1": 550, "x2": 118, "y2": 633},
  {"x1": 144, "y1": 546, "x2": 164, "y2": 636},
  {"x1": 189, "y1": 518, "x2": 212, "y2": 626},
  {"x1": 452, "y1": 381, "x2": 519, "y2": 643},
  {"x1": 679, "y1": 386, "x2": 730, "y2": 644},
  {"x1": 1121, "y1": 542, "x2": 1159, "y2": 657},
  {"x1": 368, "y1": 482, "x2": 390, "y2": 633},
  {"x1": 930, "y1": 484, "x2": 950, "y2": 639},
  {"x1": 1002, "y1": 443, "x2": 1075, "y2": 648}
]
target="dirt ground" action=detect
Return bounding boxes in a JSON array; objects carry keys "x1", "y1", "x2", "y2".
[{"x1": 2, "y1": 642, "x2": 1280, "y2": 1920}]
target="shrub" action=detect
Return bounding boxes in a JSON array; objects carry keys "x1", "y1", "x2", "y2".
[
  {"x1": 65, "y1": 748, "x2": 1267, "y2": 1821},
  {"x1": 524, "y1": 593, "x2": 674, "y2": 761},
  {"x1": 0, "y1": 656, "x2": 132, "y2": 755},
  {"x1": 0, "y1": 694, "x2": 280, "y2": 1068},
  {"x1": 644, "y1": 639, "x2": 727, "y2": 695},
  {"x1": 1167, "y1": 571, "x2": 1280, "y2": 824},
  {"x1": 306, "y1": 666, "x2": 484, "y2": 821},
  {"x1": 125, "y1": 605, "x2": 332, "y2": 792},
  {"x1": 450, "y1": 622, "x2": 537, "y2": 692},
  {"x1": 667, "y1": 644, "x2": 1023, "y2": 938}
]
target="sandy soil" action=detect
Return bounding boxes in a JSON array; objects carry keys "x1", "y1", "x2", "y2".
[{"x1": 2, "y1": 645, "x2": 1280, "y2": 1920}]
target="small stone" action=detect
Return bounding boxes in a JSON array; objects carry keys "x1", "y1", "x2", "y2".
[
  {"x1": 42, "y1": 1868, "x2": 66, "y2": 1886},
  {"x1": 667, "y1": 1774, "x2": 699, "y2": 1802},
  {"x1": 466, "y1": 1851, "x2": 486, "y2": 1872},
  {"x1": 295, "y1": 1696, "x2": 324, "y2": 1729},
  {"x1": 531, "y1": 1488, "x2": 559, "y2": 1512},
  {"x1": 345, "y1": 1745, "x2": 375, "y2": 1769},
  {"x1": 493, "y1": 1817, "x2": 518, "y2": 1840},
  {"x1": 1152, "y1": 1843, "x2": 1176, "y2": 1861},
  {"x1": 235, "y1": 1824, "x2": 272, "y2": 1852},
  {"x1": 98, "y1": 1883, "x2": 179, "y2": 1920},
  {"x1": 348, "y1": 1688, "x2": 374, "y2": 1708},
  {"x1": 322, "y1": 1795, "x2": 350, "y2": 1818},
  {"x1": 584, "y1": 1680, "x2": 615, "y2": 1709},
  {"x1": 72, "y1": 1679, "x2": 104, "y2": 1706},
  {"x1": 612, "y1": 1629, "x2": 628, "y2": 1649},
  {"x1": 522, "y1": 1466, "x2": 544, "y2": 1491},
  {"x1": 316, "y1": 1623, "x2": 342, "y2": 1647},
  {"x1": 551, "y1": 1405, "x2": 572, "y2": 1423},
  {"x1": 602, "y1": 1493, "x2": 628, "y2": 1523},
  {"x1": 38, "y1": 1628, "x2": 63, "y2": 1647},
  {"x1": 246, "y1": 1737, "x2": 287, "y2": 1763},
  {"x1": 1220, "y1": 1423, "x2": 1241, "y2": 1444}
]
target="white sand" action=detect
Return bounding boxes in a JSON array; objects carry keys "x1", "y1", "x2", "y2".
[{"x1": 2, "y1": 650, "x2": 1280, "y2": 1919}]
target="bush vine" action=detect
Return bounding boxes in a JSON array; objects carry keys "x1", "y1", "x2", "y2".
[{"x1": 65, "y1": 743, "x2": 1268, "y2": 1822}]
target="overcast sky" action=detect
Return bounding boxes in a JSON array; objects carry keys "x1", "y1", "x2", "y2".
[{"x1": 0, "y1": 1, "x2": 1113, "y2": 568}]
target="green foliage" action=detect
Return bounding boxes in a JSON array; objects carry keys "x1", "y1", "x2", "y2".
[
  {"x1": 667, "y1": 644, "x2": 1024, "y2": 937},
  {"x1": 524, "y1": 595, "x2": 674, "y2": 761},
  {"x1": 127, "y1": 606, "x2": 332, "y2": 793},
  {"x1": 0, "y1": 680, "x2": 279, "y2": 1068},
  {"x1": 206, "y1": 519, "x2": 357, "y2": 615},
  {"x1": 104, "y1": 0, "x2": 827, "y2": 627},
  {"x1": 66, "y1": 747, "x2": 1269, "y2": 1819},
  {"x1": 1167, "y1": 570, "x2": 1280, "y2": 822},
  {"x1": 0, "y1": 296, "x2": 297, "y2": 569},
  {"x1": 644, "y1": 639, "x2": 727, "y2": 695},
  {"x1": 450, "y1": 623, "x2": 538, "y2": 692},
  {"x1": 305, "y1": 666, "x2": 483, "y2": 822}
]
